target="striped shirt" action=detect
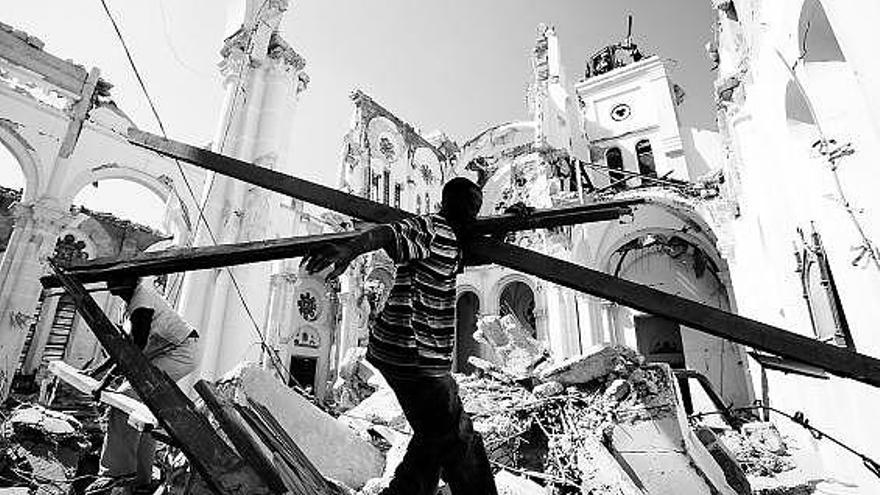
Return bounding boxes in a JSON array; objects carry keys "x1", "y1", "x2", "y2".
[{"x1": 367, "y1": 214, "x2": 461, "y2": 378}]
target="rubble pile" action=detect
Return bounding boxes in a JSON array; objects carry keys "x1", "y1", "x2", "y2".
[
  {"x1": 457, "y1": 345, "x2": 650, "y2": 493},
  {"x1": 0, "y1": 404, "x2": 91, "y2": 494},
  {"x1": 718, "y1": 425, "x2": 794, "y2": 478},
  {"x1": 473, "y1": 315, "x2": 547, "y2": 379}
]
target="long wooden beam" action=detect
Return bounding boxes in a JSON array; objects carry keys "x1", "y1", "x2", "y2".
[
  {"x1": 39, "y1": 203, "x2": 632, "y2": 287},
  {"x1": 48, "y1": 262, "x2": 276, "y2": 495},
  {"x1": 127, "y1": 129, "x2": 880, "y2": 387},
  {"x1": 130, "y1": 128, "x2": 639, "y2": 229},
  {"x1": 41, "y1": 232, "x2": 360, "y2": 288}
]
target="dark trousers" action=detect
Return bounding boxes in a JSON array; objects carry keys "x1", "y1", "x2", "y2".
[{"x1": 382, "y1": 373, "x2": 498, "y2": 495}]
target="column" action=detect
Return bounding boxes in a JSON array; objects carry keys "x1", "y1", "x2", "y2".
[{"x1": 0, "y1": 199, "x2": 69, "y2": 397}]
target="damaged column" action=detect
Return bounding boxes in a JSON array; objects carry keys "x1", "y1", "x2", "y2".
[{"x1": 178, "y1": 0, "x2": 310, "y2": 380}]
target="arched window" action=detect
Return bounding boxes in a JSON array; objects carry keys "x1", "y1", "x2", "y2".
[
  {"x1": 416, "y1": 195, "x2": 422, "y2": 215},
  {"x1": 499, "y1": 281, "x2": 537, "y2": 338},
  {"x1": 371, "y1": 171, "x2": 381, "y2": 201},
  {"x1": 798, "y1": 0, "x2": 845, "y2": 64},
  {"x1": 425, "y1": 193, "x2": 431, "y2": 213},
  {"x1": 635, "y1": 140, "x2": 657, "y2": 184},
  {"x1": 382, "y1": 170, "x2": 391, "y2": 205},
  {"x1": 394, "y1": 183, "x2": 402, "y2": 209},
  {"x1": 797, "y1": 227, "x2": 854, "y2": 349},
  {"x1": 605, "y1": 147, "x2": 625, "y2": 190}
]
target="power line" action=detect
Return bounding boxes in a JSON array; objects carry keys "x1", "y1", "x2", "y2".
[{"x1": 97, "y1": 0, "x2": 297, "y2": 387}]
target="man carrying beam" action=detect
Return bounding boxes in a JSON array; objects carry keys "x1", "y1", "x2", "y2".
[
  {"x1": 85, "y1": 276, "x2": 200, "y2": 495},
  {"x1": 303, "y1": 177, "x2": 498, "y2": 495}
]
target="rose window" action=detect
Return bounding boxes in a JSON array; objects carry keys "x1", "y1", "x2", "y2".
[{"x1": 297, "y1": 292, "x2": 319, "y2": 322}]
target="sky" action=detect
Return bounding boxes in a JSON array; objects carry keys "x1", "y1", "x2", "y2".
[{"x1": 0, "y1": 0, "x2": 717, "y2": 230}]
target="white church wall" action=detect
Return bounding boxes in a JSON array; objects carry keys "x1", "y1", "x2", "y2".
[{"x1": 714, "y1": 0, "x2": 880, "y2": 489}]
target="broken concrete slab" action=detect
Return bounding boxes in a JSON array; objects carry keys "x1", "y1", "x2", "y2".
[
  {"x1": 474, "y1": 314, "x2": 545, "y2": 378},
  {"x1": 576, "y1": 434, "x2": 643, "y2": 495},
  {"x1": 494, "y1": 470, "x2": 545, "y2": 495},
  {"x1": 217, "y1": 364, "x2": 384, "y2": 490},
  {"x1": 2, "y1": 404, "x2": 90, "y2": 495},
  {"x1": 332, "y1": 347, "x2": 386, "y2": 412},
  {"x1": 338, "y1": 386, "x2": 410, "y2": 437},
  {"x1": 538, "y1": 344, "x2": 640, "y2": 386},
  {"x1": 695, "y1": 425, "x2": 751, "y2": 495},
  {"x1": 533, "y1": 380, "x2": 563, "y2": 398},
  {"x1": 608, "y1": 364, "x2": 737, "y2": 495}
]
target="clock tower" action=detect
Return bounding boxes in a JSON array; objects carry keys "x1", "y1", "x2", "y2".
[{"x1": 574, "y1": 34, "x2": 689, "y2": 189}]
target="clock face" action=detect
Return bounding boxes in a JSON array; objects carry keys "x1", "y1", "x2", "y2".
[{"x1": 610, "y1": 103, "x2": 632, "y2": 121}]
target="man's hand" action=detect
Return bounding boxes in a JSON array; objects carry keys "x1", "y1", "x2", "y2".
[
  {"x1": 504, "y1": 202, "x2": 535, "y2": 218},
  {"x1": 301, "y1": 243, "x2": 357, "y2": 280}
]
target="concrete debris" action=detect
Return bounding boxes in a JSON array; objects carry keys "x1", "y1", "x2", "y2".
[
  {"x1": 216, "y1": 363, "x2": 384, "y2": 490},
  {"x1": 533, "y1": 380, "x2": 563, "y2": 398},
  {"x1": 6, "y1": 404, "x2": 81, "y2": 438},
  {"x1": 695, "y1": 425, "x2": 751, "y2": 495},
  {"x1": 576, "y1": 434, "x2": 643, "y2": 495},
  {"x1": 742, "y1": 421, "x2": 787, "y2": 455},
  {"x1": 538, "y1": 344, "x2": 640, "y2": 385},
  {"x1": 339, "y1": 386, "x2": 410, "y2": 438},
  {"x1": 455, "y1": 355, "x2": 744, "y2": 494},
  {"x1": 0, "y1": 404, "x2": 91, "y2": 495},
  {"x1": 494, "y1": 469, "x2": 545, "y2": 495},
  {"x1": 717, "y1": 425, "x2": 794, "y2": 477},
  {"x1": 603, "y1": 378, "x2": 630, "y2": 401},
  {"x1": 474, "y1": 314, "x2": 546, "y2": 379},
  {"x1": 332, "y1": 347, "x2": 387, "y2": 413}
]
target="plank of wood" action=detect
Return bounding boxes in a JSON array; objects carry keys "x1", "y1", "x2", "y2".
[
  {"x1": 234, "y1": 400, "x2": 331, "y2": 495},
  {"x1": 127, "y1": 129, "x2": 880, "y2": 388},
  {"x1": 48, "y1": 263, "x2": 276, "y2": 495},
  {"x1": 468, "y1": 238, "x2": 880, "y2": 387},
  {"x1": 0, "y1": 29, "x2": 89, "y2": 94},
  {"x1": 129, "y1": 128, "x2": 640, "y2": 234},
  {"x1": 40, "y1": 231, "x2": 360, "y2": 288},
  {"x1": 48, "y1": 360, "x2": 158, "y2": 431},
  {"x1": 272, "y1": 452, "x2": 303, "y2": 495},
  {"x1": 468, "y1": 204, "x2": 635, "y2": 236},
  {"x1": 39, "y1": 204, "x2": 640, "y2": 288},
  {"x1": 58, "y1": 67, "x2": 101, "y2": 158},
  {"x1": 194, "y1": 380, "x2": 287, "y2": 493}
]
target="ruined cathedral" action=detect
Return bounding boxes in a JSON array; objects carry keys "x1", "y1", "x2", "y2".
[{"x1": 2, "y1": 0, "x2": 880, "y2": 491}]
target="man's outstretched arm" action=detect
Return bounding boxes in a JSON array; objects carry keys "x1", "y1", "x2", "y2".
[{"x1": 302, "y1": 225, "x2": 396, "y2": 279}]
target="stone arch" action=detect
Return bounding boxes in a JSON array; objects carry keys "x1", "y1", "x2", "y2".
[
  {"x1": 592, "y1": 195, "x2": 732, "y2": 285},
  {"x1": 498, "y1": 280, "x2": 537, "y2": 338},
  {"x1": 61, "y1": 165, "x2": 173, "y2": 206},
  {"x1": 489, "y1": 273, "x2": 536, "y2": 315},
  {"x1": 61, "y1": 165, "x2": 192, "y2": 244},
  {"x1": 588, "y1": 198, "x2": 753, "y2": 407},
  {"x1": 0, "y1": 123, "x2": 42, "y2": 202}
]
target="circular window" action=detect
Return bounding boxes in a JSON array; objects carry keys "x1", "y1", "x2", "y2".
[
  {"x1": 297, "y1": 291, "x2": 320, "y2": 322},
  {"x1": 610, "y1": 103, "x2": 632, "y2": 121},
  {"x1": 378, "y1": 135, "x2": 398, "y2": 163}
]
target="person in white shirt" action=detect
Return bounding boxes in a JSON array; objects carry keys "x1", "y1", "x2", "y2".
[{"x1": 85, "y1": 276, "x2": 199, "y2": 495}]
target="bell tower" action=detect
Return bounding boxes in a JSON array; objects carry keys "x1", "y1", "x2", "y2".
[{"x1": 574, "y1": 17, "x2": 689, "y2": 189}]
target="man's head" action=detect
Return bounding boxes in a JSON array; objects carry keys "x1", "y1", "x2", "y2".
[
  {"x1": 107, "y1": 275, "x2": 139, "y2": 302},
  {"x1": 440, "y1": 177, "x2": 482, "y2": 225}
]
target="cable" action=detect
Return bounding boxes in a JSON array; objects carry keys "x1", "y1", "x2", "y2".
[{"x1": 97, "y1": 0, "x2": 297, "y2": 387}]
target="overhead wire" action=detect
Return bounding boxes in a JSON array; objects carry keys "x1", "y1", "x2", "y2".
[{"x1": 96, "y1": 0, "x2": 299, "y2": 387}]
